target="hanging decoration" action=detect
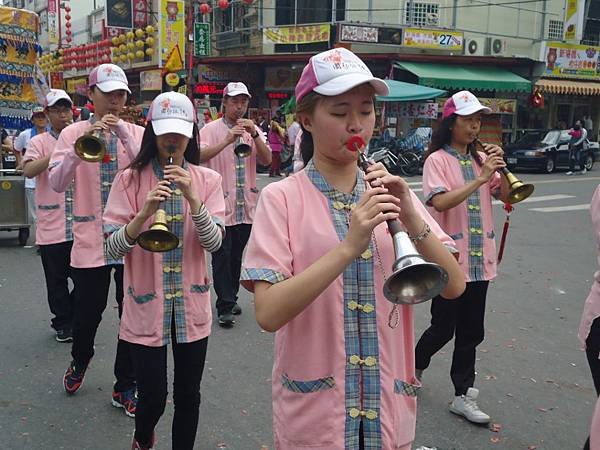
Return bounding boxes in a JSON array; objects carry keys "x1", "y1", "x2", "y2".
[
  {"x1": 109, "y1": 25, "x2": 157, "y2": 67},
  {"x1": 218, "y1": 0, "x2": 230, "y2": 10},
  {"x1": 200, "y1": 3, "x2": 211, "y2": 15},
  {"x1": 530, "y1": 90, "x2": 544, "y2": 109}
]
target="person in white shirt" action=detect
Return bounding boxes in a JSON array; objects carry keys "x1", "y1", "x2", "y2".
[{"x1": 15, "y1": 106, "x2": 49, "y2": 224}]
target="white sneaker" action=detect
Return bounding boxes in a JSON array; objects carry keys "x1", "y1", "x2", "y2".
[
  {"x1": 449, "y1": 387, "x2": 491, "y2": 424},
  {"x1": 566, "y1": 171, "x2": 574, "y2": 175},
  {"x1": 581, "y1": 168, "x2": 587, "y2": 174}
]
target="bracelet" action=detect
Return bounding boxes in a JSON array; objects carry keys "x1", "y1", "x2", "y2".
[
  {"x1": 124, "y1": 225, "x2": 137, "y2": 243},
  {"x1": 251, "y1": 132, "x2": 259, "y2": 139},
  {"x1": 408, "y1": 221, "x2": 431, "y2": 243}
]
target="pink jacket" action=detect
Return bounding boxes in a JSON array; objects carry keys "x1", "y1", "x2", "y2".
[{"x1": 48, "y1": 119, "x2": 145, "y2": 268}]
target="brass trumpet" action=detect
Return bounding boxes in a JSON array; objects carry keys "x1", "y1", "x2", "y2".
[
  {"x1": 137, "y1": 149, "x2": 180, "y2": 252},
  {"x1": 348, "y1": 136, "x2": 449, "y2": 305},
  {"x1": 74, "y1": 130, "x2": 105, "y2": 162},
  {"x1": 474, "y1": 139, "x2": 534, "y2": 204}
]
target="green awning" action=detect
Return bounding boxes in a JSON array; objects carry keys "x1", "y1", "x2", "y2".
[
  {"x1": 394, "y1": 62, "x2": 531, "y2": 93},
  {"x1": 376, "y1": 80, "x2": 446, "y2": 102}
]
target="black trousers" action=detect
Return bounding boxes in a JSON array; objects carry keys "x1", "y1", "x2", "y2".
[
  {"x1": 569, "y1": 144, "x2": 586, "y2": 171},
  {"x1": 70, "y1": 264, "x2": 135, "y2": 392},
  {"x1": 130, "y1": 336, "x2": 209, "y2": 450},
  {"x1": 211, "y1": 223, "x2": 252, "y2": 315},
  {"x1": 583, "y1": 318, "x2": 600, "y2": 450},
  {"x1": 39, "y1": 241, "x2": 74, "y2": 331},
  {"x1": 415, "y1": 281, "x2": 489, "y2": 396}
]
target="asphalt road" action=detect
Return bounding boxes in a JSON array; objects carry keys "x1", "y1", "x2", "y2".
[{"x1": 0, "y1": 167, "x2": 599, "y2": 450}]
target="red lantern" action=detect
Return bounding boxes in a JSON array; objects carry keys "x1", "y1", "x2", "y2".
[
  {"x1": 218, "y1": 0, "x2": 229, "y2": 10},
  {"x1": 65, "y1": 22, "x2": 71, "y2": 28},
  {"x1": 64, "y1": 5, "x2": 71, "y2": 12},
  {"x1": 65, "y1": 14, "x2": 71, "y2": 20},
  {"x1": 200, "y1": 3, "x2": 211, "y2": 14},
  {"x1": 530, "y1": 90, "x2": 544, "y2": 109},
  {"x1": 242, "y1": 0, "x2": 254, "y2": 4}
]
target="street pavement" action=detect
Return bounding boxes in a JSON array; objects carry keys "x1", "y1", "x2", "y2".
[{"x1": 1, "y1": 167, "x2": 599, "y2": 450}]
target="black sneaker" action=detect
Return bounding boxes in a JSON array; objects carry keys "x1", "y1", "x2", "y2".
[
  {"x1": 218, "y1": 312, "x2": 235, "y2": 328},
  {"x1": 63, "y1": 359, "x2": 88, "y2": 395},
  {"x1": 56, "y1": 329, "x2": 73, "y2": 343},
  {"x1": 231, "y1": 303, "x2": 242, "y2": 315}
]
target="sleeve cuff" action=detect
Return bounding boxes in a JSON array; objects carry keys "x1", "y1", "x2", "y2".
[{"x1": 425, "y1": 186, "x2": 448, "y2": 206}]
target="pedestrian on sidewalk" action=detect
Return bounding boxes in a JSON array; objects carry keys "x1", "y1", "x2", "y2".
[
  {"x1": 578, "y1": 185, "x2": 600, "y2": 450},
  {"x1": 268, "y1": 117, "x2": 286, "y2": 177},
  {"x1": 49, "y1": 64, "x2": 144, "y2": 418},
  {"x1": 414, "y1": 90, "x2": 511, "y2": 425},
  {"x1": 104, "y1": 92, "x2": 225, "y2": 450},
  {"x1": 22, "y1": 89, "x2": 75, "y2": 343},
  {"x1": 199, "y1": 82, "x2": 271, "y2": 328},
  {"x1": 241, "y1": 48, "x2": 464, "y2": 450},
  {"x1": 566, "y1": 120, "x2": 588, "y2": 175}
]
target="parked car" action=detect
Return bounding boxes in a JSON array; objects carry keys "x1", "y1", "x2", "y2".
[{"x1": 503, "y1": 130, "x2": 599, "y2": 173}]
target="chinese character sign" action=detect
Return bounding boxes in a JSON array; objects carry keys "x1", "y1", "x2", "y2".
[
  {"x1": 403, "y1": 28, "x2": 463, "y2": 51},
  {"x1": 564, "y1": 0, "x2": 585, "y2": 43},
  {"x1": 194, "y1": 23, "x2": 211, "y2": 57},
  {"x1": 159, "y1": 0, "x2": 185, "y2": 68},
  {"x1": 543, "y1": 41, "x2": 600, "y2": 79},
  {"x1": 47, "y1": 0, "x2": 58, "y2": 45},
  {"x1": 263, "y1": 25, "x2": 330, "y2": 45},
  {"x1": 387, "y1": 102, "x2": 438, "y2": 119},
  {"x1": 133, "y1": 0, "x2": 149, "y2": 28}
]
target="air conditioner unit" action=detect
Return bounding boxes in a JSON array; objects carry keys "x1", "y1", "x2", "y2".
[
  {"x1": 425, "y1": 12, "x2": 439, "y2": 25},
  {"x1": 464, "y1": 37, "x2": 486, "y2": 56},
  {"x1": 486, "y1": 37, "x2": 507, "y2": 56}
]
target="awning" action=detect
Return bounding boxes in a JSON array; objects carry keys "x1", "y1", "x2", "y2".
[
  {"x1": 535, "y1": 78, "x2": 600, "y2": 95},
  {"x1": 376, "y1": 80, "x2": 446, "y2": 102},
  {"x1": 394, "y1": 62, "x2": 531, "y2": 93}
]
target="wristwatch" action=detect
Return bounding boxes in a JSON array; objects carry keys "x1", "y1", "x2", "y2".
[{"x1": 251, "y1": 131, "x2": 259, "y2": 139}]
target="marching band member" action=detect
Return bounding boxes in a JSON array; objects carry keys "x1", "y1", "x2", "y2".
[
  {"x1": 414, "y1": 90, "x2": 510, "y2": 425},
  {"x1": 49, "y1": 64, "x2": 144, "y2": 417},
  {"x1": 199, "y1": 82, "x2": 271, "y2": 328},
  {"x1": 22, "y1": 89, "x2": 74, "y2": 343},
  {"x1": 103, "y1": 92, "x2": 225, "y2": 450},
  {"x1": 241, "y1": 48, "x2": 464, "y2": 450}
]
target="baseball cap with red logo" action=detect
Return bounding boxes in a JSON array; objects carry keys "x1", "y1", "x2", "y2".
[
  {"x1": 442, "y1": 90, "x2": 491, "y2": 119},
  {"x1": 147, "y1": 92, "x2": 196, "y2": 139},
  {"x1": 88, "y1": 64, "x2": 131, "y2": 94},
  {"x1": 295, "y1": 48, "x2": 389, "y2": 103},
  {"x1": 45, "y1": 89, "x2": 73, "y2": 108},
  {"x1": 223, "y1": 82, "x2": 251, "y2": 98}
]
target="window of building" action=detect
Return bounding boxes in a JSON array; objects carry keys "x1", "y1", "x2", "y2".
[
  {"x1": 213, "y1": 3, "x2": 251, "y2": 49},
  {"x1": 547, "y1": 20, "x2": 564, "y2": 41},
  {"x1": 404, "y1": 2, "x2": 439, "y2": 27}
]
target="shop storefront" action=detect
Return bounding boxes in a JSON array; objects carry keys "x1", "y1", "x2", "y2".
[{"x1": 535, "y1": 41, "x2": 600, "y2": 141}]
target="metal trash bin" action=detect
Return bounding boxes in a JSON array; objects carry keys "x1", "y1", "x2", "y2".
[{"x1": 0, "y1": 173, "x2": 31, "y2": 245}]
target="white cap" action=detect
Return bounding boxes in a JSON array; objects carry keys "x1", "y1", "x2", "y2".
[
  {"x1": 45, "y1": 89, "x2": 73, "y2": 108},
  {"x1": 295, "y1": 48, "x2": 389, "y2": 103},
  {"x1": 223, "y1": 82, "x2": 251, "y2": 98},
  {"x1": 442, "y1": 90, "x2": 492, "y2": 119},
  {"x1": 88, "y1": 64, "x2": 131, "y2": 94},
  {"x1": 30, "y1": 106, "x2": 45, "y2": 119},
  {"x1": 147, "y1": 92, "x2": 195, "y2": 139}
]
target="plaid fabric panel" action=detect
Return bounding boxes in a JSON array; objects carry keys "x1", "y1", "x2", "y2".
[
  {"x1": 235, "y1": 155, "x2": 245, "y2": 224},
  {"x1": 393, "y1": 379, "x2": 420, "y2": 397},
  {"x1": 306, "y1": 161, "x2": 382, "y2": 450},
  {"x1": 424, "y1": 186, "x2": 448, "y2": 206},
  {"x1": 127, "y1": 286, "x2": 157, "y2": 305},
  {"x1": 281, "y1": 373, "x2": 336, "y2": 393},
  {"x1": 240, "y1": 267, "x2": 288, "y2": 284},
  {"x1": 152, "y1": 158, "x2": 187, "y2": 345},
  {"x1": 444, "y1": 146, "x2": 484, "y2": 281}
]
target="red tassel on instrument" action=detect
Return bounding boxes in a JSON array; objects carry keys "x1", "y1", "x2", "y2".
[{"x1": 497, "y1": 202, "x2": 513, "y2": 264}]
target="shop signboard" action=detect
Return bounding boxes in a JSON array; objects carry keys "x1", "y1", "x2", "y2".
[
  {"x1": 387, "y1": 102, "x2": 438, "y2": 119},
  {"x1": 133, "y1": 0, "x2": 149, "y2": 28},
  {"x1": 403, "y1": 28, "x2": 463, "y2": 51},
  {"x1": 158, "y1": 0, "x2": 185, "y2": 68},
  {"x1": 542, "y1": 41, "x2": 600, "y2": 79},
  {"x1": 140, "y1": 69, "x2": 162, "y2": 91},
  {"x1": 47, "y1": 0, "x2": 58, "y2": 45},
  {"x1": 338, "y1": 23, "x2": 402, "y2": 46},
  {"x1": 194, "y1": 23, "x2": 211, "y2": 57},
  {"x1": 65, "y1": 77, "x2": 88, "y2": 95},
  {"x1": 265, "y1": 66, "x2": 302, "y2": 92},
  {"x1": 197, "y1": 64, "x2": 260, "y2": 84},
  {"x1": 106, "y1": 0, "x2": 133, "y2": 29},
  {"x1": 263, "y1": 24, "x2": 330, "y2": 45},
  {"x1": 564, "y1": 0, "x2": 585, "y2": 43}
]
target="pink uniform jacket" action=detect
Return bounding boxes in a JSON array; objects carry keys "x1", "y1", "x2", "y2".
[
  {"x1": 103, "y1": 162, "x2": 225, "y2": 347},
  {"x1": 23, "y1": 130, "x2": 73, "y2": 245},
  {"x1": 199, "y1": 118, "x2": 266, "y2": 226},
  {"x1": 241, "y1": 163, "x2": 456, "y2": 450},
  {"x1": 422, "y1": 147, "x2": 502, "y2": 282},
  {"x1": 48, "y1": 119, "x2": 144, "y2": 268}
]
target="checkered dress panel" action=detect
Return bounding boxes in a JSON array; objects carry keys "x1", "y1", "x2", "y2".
[
  {"x1": 240, "y1": 267, "x2": 288, "y2": 285},
  {"x1": 305, "y1": 161, "x2": 383, "y2": 450},
  {"x1": 281, "y1": 373, "x2": 336, "y2": 393},
  {"x1": 49, "y1": 129, "x2": 74, "y2": 241},
  {"x1": 444, "y1": 146, "x2": 484, "y2": 281},
  {"x1": 152, "y1": 158, "x2": 187, "y2": 345},
  {"x1": 235, "y1": 155, "x2": 245, "y2": 224}
]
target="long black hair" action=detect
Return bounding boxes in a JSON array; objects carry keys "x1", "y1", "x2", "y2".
[
  {"x1": 427, "y1": 115, "x2": 483, "y2": 166},
  {"x1": 295, "y1": 92, "x2": 322, "y2": 166},
  {"x1": 128, "y1": 122, "x2": 201, "y2": 172}
]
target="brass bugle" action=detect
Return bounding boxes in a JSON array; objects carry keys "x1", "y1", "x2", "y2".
[
  {"x1": 475, "y1": 139, "x2": 534, "y2": 204},
  {"x1": 74, "y1": 129, "x2": 105, "y2": 162},
  {"x1": 137, "y1": 152, "x2": 180, "y2": 252},
  {"x1": 350, "y1": 138, "x2": 449, "y2": 305}
]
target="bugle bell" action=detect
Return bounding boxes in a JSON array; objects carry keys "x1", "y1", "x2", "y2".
[
  {"x1": 234, "y1": 136, "x2": 252, "y2": 158},
  {"x1": 346, "y1": 135, "x2": 449, "y2": 305},
  {"x1": 137, "y1": 151, "x2": 180, "y2": 252},
  {"x1": 74, "y1": 130, "x2": 105, "y2": 163}
]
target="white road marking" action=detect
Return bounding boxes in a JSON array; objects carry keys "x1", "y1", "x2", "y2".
[
  {"x1": 529, "y1": 204, "x2": 590, "y2": 212},
  {"x1": 492, "y1": 194, "x2": 575, "y2": 205}
]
